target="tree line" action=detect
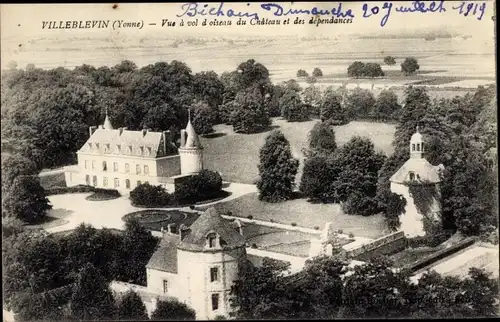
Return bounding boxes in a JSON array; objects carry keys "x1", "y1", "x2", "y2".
[{"x1": 230, "y1": 255, "x2": 499, "y2": 319}]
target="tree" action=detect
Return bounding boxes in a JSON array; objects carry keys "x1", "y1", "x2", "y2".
[
  {"x1": 230, "y1": 258, "x2": 292, "y2": 319},
  {"x1": 230, "y1": 86, "x2": 270, "y2": 134},
  {"x1": 333, "y1": 136, "x2": 386, "y2": 215},
  {"x1": 1, "y1": 153, "x2": 38, "y2": 194},
  {"x1": 320, "y1": 91, "x2": 347, "y2": 125},
  {"x1": 344, "y1": 87, "x2": 376, "y2": 119},
  {"x1": 116, "y1": 290, "x2": 149, "y2": 320},
  {"x1": 174, "y1": 169, "x2": 223, "y2": 204},
  {"x1": 129, "y1": 182, "x2": 172, "y2": 207},
  {"x1": 312, "y1": 67, "x2": 323, "y2": 77},
  {"x1": 363, "y1": 63, "x2": 385, "y2": 77},
  {"x1": 141, "y1": 103, "x2": 180, "y2": 134},
  {"x1": 384, "y1": 56, "x2": 397, "y2": 65},
  {"x1": 119, "y1": 219, "x2": 159, "y2": 285},
  {"x1": 347, "y1": 61, "x2": 365, "y2": 78},
  {"x1": 2, "y1": 175, "x2": 52, "y2": 223},
  {"x1": 279, "y1": 89, "x2": 308, "y2": 122},
  {"x1": 296, "y1": 69, "x2": 309, "y2": 78},
  {"x1": 257, "y1": 131, "x2": 299, "y2": 202},
  {"x1": 191, "y1": 100, "x2": 216, "y2": 135},
  {"x1": 192, "y1": 71, "x2": 224, "y2": 112},
  {"x1": 151, "y1": 299, "x2": 196, "y2": 320},
  {"x1": 401, "y1": 57, "x2": 420, "y2": 75},
  {"x1": 372, "y1": 89, "x2": 402, "y2": 121},
  {"x1": 342, "y1": 257, "x2": 409, "y2": 318},
  {"x1": 302, "y1": 85, "x2": 322, "y2": 117},
  {"x1": 70, "y1": 263, "x2": 116, "y2": 320},
  {"x1": 307, "y1": 121, "x2": 337, "y2": 156}
]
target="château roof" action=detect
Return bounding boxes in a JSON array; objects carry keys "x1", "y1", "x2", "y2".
[
  {"x1": 183, "y1": 119, "x2": 202, "y2": 149},
  {"x1": 146, "y1": 233, "x2": 180, "y2": 274},
  {"x1": 79, "y1": 128, "x2": 173, "y2": 158},
  {"x1": 390, "y1": 158, "x2": 442, "y2": 184},
  {"x1": 178, "y1": 208, "x2": 246, "y2": 252},
  {"x1": 103, "y1": 114, "x2": 114, "y2": 130}
]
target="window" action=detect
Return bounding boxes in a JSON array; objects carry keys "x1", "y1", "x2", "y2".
[
  {"x1": 102, "y1": 161, "x2": 107, "y2": 171},
  {"x1": 421, "y1": 142, "x2": 424, "y2": 152},
  {"x1": 92, "y1": 175, "x2": 98, "y2": 187},
  {"x1": 208, "y1": 233, "x2": 217, "y2": 248},
  {"x1": 114, "y1": 178, "x2": 119, "y2": 188},
  {"x1": 416, "y1": 143, "x2": 421, "y2": 152},
  {"x1": 136, "y1": 164, "x2": 141, "y2": 174},
  {"x1": 113, "y1": 162, "x2": 118, "y2": 172},
  {"x1": 211, "y1": 294, "x2": 219, "y2": 311},
  {"x1": 125, "y1": 163, "x2": 130, "y2": 173},
  {"x1": 84, "y1": 160, "x2": 89, "y2": 169},
  {"x1": 210, "y1": 267, "x2": 219, "y2": 282},
  {"x1": 412, "y1": 144, "x2": 415, "y2": 151},
  {"x1": 409, "y1": 172, "x2": 415, "y2": 181},
  {"x1": 163, "y1": 280, "x2": 168, "y2": 294},
  {"x1": 103, "y1": 177, "x2": 108, "y2": 187},
  {"x1": 92, "y1": 160, "x2": 96, "y2": 170},
  {"x1": 126, "y1": 179, "x2": 130, "y2": 189},
  {"x1": 144, "y1": 165, "x2": 149, "y2": 175},
  {"x1": 85, "y1": 175, "x2": 90, "y2": 185}
]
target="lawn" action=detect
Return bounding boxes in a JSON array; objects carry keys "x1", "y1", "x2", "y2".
[
  {"x1": 201, "y1": 118, "x2": 396, "y2": 184},
  {"x1": 39, "y1": 172, "x2": 66, "y2": 190},
  {"x1": 203, "y1": 192, "x2": 388, "y2": 239}
]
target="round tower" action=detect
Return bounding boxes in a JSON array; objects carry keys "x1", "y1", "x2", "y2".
[
  {"x1": 176, "y1": 208, "x2": 247, "y2": 320},
  {"x1": 179, "y1": 112, "x2": 203, "y2": 175},
  {"x1": 390, "y1": 126, "x2": 444, "y2": 237}
]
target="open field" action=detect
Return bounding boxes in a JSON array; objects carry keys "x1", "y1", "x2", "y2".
[
  {"x1": 202, "y1": 192, "x2": 387, "y2": 239},
  {"x1": 202, "y1": 118, "x2": 395, "y2": 185}
]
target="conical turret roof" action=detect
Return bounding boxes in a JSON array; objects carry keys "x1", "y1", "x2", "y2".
[
  {"x1": 103, "y1": 111, "x2": 114, "y2": 130},
  {"x1": 184, "y1": 117, "x2": 201, "y2": 148}
]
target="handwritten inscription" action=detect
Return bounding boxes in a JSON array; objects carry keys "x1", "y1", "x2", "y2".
[{"x1": 39, "y1": 1, "x2": 490, "y2": 31}]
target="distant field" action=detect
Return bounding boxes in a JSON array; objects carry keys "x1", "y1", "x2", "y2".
[
  {"x1": 201, "y1": 118, "x2": 396, "y2": 185},
  {"x1": 204, "y1": 192, "x2": 388, "y2": 239}
]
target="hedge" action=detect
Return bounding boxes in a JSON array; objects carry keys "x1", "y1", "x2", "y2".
[{"x1": 46, "y1": 185, "x2": 120, "y2": 196}]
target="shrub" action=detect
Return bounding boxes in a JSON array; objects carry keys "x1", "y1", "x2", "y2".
[
  {"x1": 251, "y1": 243, "x2": 258, "y2": 249},
  {"x1": 270, "y1": 219, "x2": 275, "y2": 223},
  {"x1": 338, "y1": 229, "x2": 343, "y2": 234},
  {"x1": 45, "y1": 184, "x2": 95, "y2": 196},
  {"x1": 247, "y1": 215, "x2": 253, "y2": 220},
  {"x1": 174, "y1": 169, "x2": 223, "y2": 204},
  {"x1": 130, "y1": 183, "x2": 172, "y2": 207},
  {"x1": 291, "y1": 222, "x2": 297, "y2": 227},
  {"x1": 314, "y1": 226, "x2": 320, "y2": 230},
  {"x1": 348, "y1": 232, "x2": 355, "y2": 238}
]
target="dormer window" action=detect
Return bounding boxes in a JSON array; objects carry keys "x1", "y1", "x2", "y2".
[
  {"x1": 116, "y1": 144, "x2": 121, "y2": 153},
  {"x1": 88, "y1": 142, "x2": 92, "y2": 149},
  {"x1": 95, "y1": 143, "x2": 100, "y2": 150},
  {"x1": 409, "y1": 172, "x2": 415, "y2": 181},
  {"x1": 140, "y1": 146, "x2": 144, "y2": 155},
  {"x1": 207, "y1": 233, "x2": 218, "y2": 248},
  {"x1": 127, "y1": 146, "x2": 132, "y2": 154}
]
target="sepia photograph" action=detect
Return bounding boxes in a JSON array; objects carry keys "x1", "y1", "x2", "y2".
[{"x1": 1, "y1": 1, "x2": 498, "y2": 320}]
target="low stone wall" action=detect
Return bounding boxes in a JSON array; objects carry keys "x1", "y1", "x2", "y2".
[{"x1": 345, "y1": 231, "x2": 406, "y2": 261}]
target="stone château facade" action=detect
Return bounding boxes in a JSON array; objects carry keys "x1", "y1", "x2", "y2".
[
  {"x1": 64, "y1": 112, "x2": 203, "y2": 193},
  {"x1": 146, "y1": 208, "x2": 247, "y2": 320}
]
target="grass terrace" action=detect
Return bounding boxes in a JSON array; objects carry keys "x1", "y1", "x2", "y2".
[{"x1": 201, "y1": 193, "x2": 388, "y2": 239}]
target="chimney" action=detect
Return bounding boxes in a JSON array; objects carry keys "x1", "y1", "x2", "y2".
[
  {"x1": 179, "y1": 224, "x2": 188, "y2": 240},
  {"x1": 180, "y1": 129, "x2": 186, "y2": 148},
  {"x1": 142, "y1": 129, "x2": 147, "y2": 137},
  {"x1": 98, "y1": 125, "x2": 104, "y2": 129},
  {"x1": 167, "y1": 223, "x2": 173, "y2": 234},
  {"x1": 89, "y1": 126, "x2": 97, "y2": 137}
]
